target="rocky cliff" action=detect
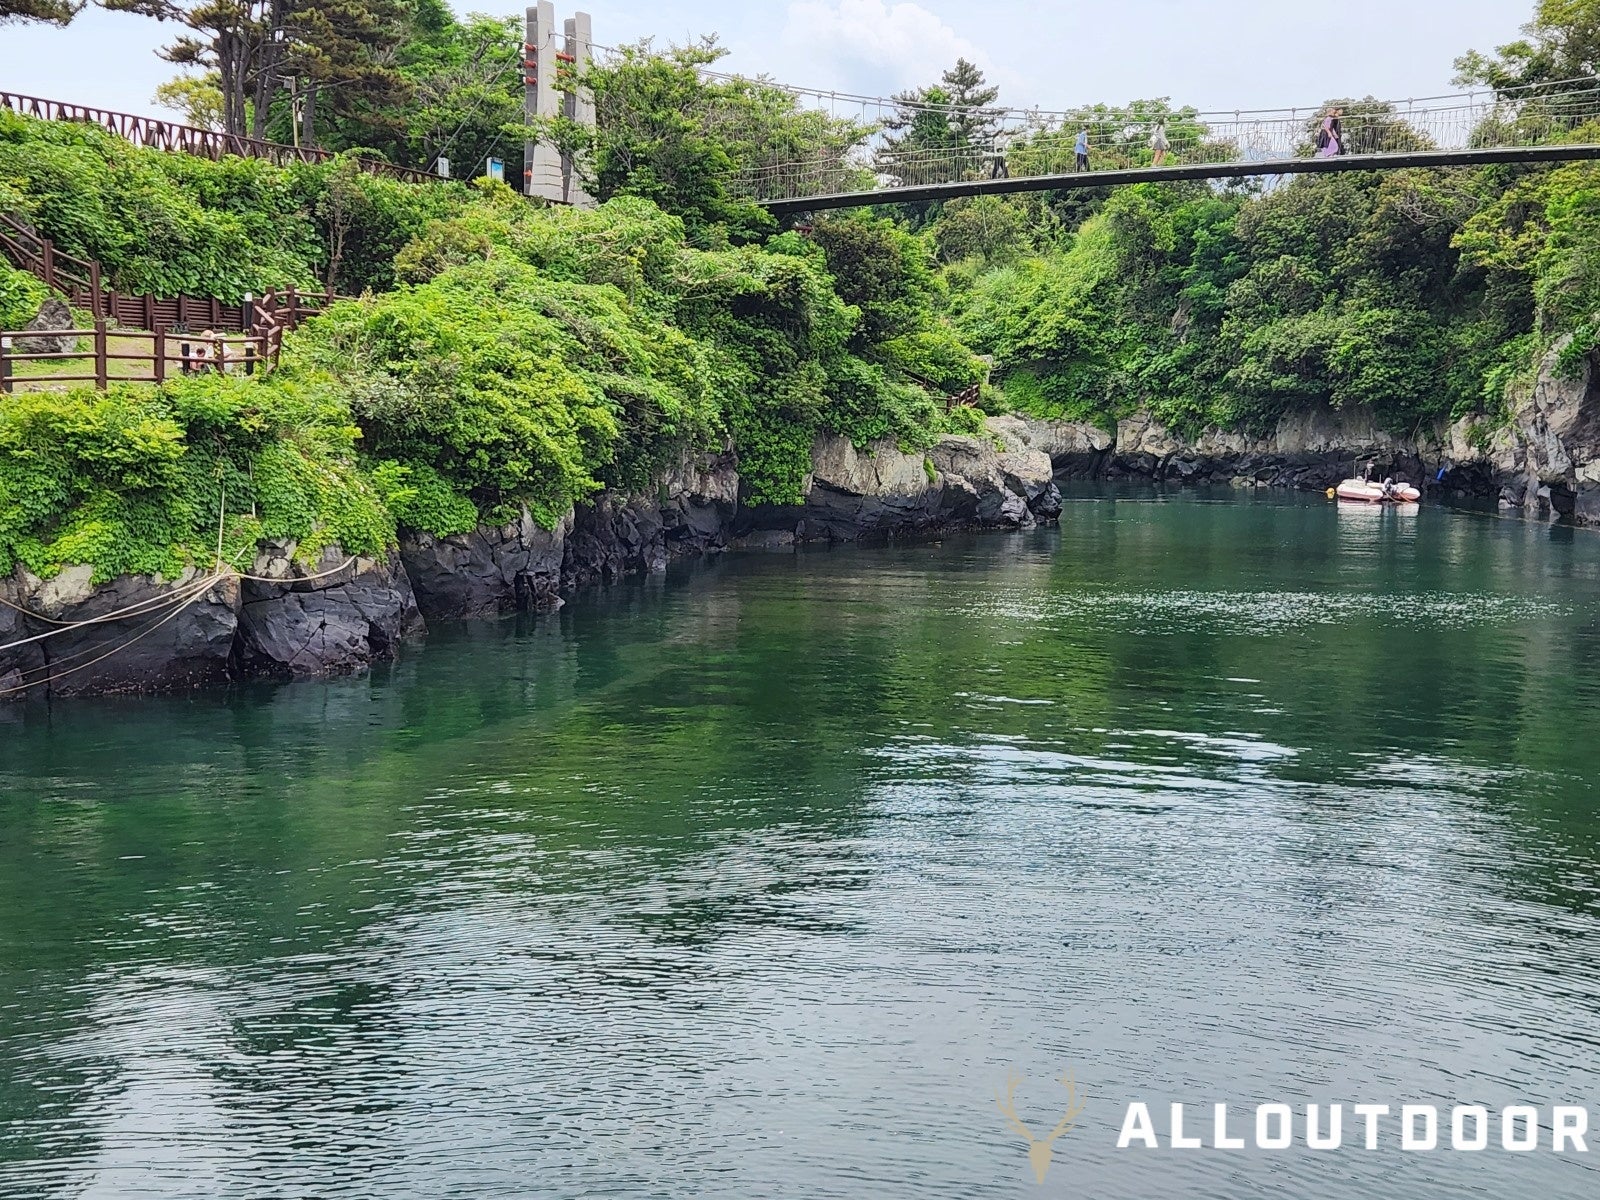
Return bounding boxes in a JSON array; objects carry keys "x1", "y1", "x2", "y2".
[
  {"x1": 1445, "y1": 342, "x2": 1600, "y2": 523},
  {"x1": 0, "y1": 549, "x2": 421, "y2": 702},
  {"x1": 2, "y1": 419, "x2": 1058, "y2": 700},
  {"x1": 1020, "y1": 406, "x2": 1435, "y2": 493},
  {"x1": 1018, "y1": 340, "x2": 1600, "y2": 526},
  {"x1": 13, "y1": 355, "x2": 1600, "y2": 703}
]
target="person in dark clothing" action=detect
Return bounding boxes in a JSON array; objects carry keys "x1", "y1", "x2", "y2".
[{"x1": 1316, "y1": 107, "x2": 1344, "y2": 157}]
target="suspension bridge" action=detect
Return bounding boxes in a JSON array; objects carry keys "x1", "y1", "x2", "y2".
[
  {"x1": 718, "y1": 80, "x2": 1600, "y2": 214},
  {"x1": 6, "y1": 31, "x2": 1600, "y2": 218}
]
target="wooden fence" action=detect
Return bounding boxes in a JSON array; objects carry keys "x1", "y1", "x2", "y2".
[
  {"x1": 0, "y1": 91, "x2": 442, "y2": 185},
  {"x1": 0, "y1": 324, "x2": 274, "y2": 392},
  {"x1": 0, "y1": 212, "x2": 333, "y2": 335}
]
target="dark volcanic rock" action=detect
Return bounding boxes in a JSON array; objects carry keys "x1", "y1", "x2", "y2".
[
  {"x1": 1450, "y1": 340, "x2": 1600, "y2": 523},
  {"x1": 0, "y1": 576, "x2": 45, "y2": 702},
  {"x1": 234, "y1": 546, "x2": 423, "y2": 678},
  {"x1": 562, "y1": 452, "x2": 739, "y2": 592},
  {"x1": 1018, "y1": 408, "x2": 1433, "y2": 495},
  {"x1": 15, "y1": 297, "x2": 79, "y2": 355},
  {"x1": 0, "y1": 566, "x2": 239, "y2": 699},
  {"x1": 400, "y1": 508, "x2": 572, "y2": 621},
  {"x1": 785, "y1": 416, "x2": 1057, "y2": 543}
]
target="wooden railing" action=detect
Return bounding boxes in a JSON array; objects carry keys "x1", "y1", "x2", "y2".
[
  {"x1": 0, "y1": 91, "x2": 442, "y2": 185},
  {"x1": 945, "y1": 382, "x2": 982, "y2": 411},
  {"x1": 0, "y1": 213, "x2": 102, "y2": 315},
  {"x1": 0, "y1": 324, "x2": 274, "y2": 392},
  {"x1": 0, "y1": 211, "x2": 336, "y2": 334}
]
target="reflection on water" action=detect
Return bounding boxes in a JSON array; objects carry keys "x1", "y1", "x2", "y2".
[{"x1": 2, "y1": 487, "x2": 1599, "y2": 1199}]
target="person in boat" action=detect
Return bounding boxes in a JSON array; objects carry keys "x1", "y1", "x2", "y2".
[{"x1": 1381, "y1": 476, "x2": 1396, "y2": 499}]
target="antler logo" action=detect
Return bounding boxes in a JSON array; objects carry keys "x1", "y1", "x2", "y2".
[{"x1": 996, "y1": 1069, "x2": 1086, "y2": 1184}]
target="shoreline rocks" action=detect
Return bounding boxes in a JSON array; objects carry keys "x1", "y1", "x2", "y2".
[
  {"x1": 233, "y1": 545, "x2": 423, "y2": 679},
  {"x1": 400, "y1": 509, "x2": 571, "y2": 623},
  {"x1": 768, "y1": 417, "x2": 1060, "y2": 543},
  {"x1": 0, "y1": 566, "x2": 239, "y2": 701},
  {"x1": 1013, "y1": 343, "x2": 1600, "y2": 526},
  {"x1": 21, "y1": 360, "x2": 1600, "y2": 702}
]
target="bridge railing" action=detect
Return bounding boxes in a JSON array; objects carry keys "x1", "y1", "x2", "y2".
[
  {"x1": 729, "y1": 86, "x2": 1600, "y2": 203},
  {"x1": 0, "y1": 92, "x2": 443, "y2": 185}
]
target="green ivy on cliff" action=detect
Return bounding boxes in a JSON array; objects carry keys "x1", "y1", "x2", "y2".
[{"x1": 0, "y1": 374, "x2": 392, "y2": 583}]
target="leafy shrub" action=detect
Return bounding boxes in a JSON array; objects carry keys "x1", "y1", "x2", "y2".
[
  {"x1": 0, "y1": 373, "x2": 391, "y2": 583},
  {"x1": 0, "y1": 263, "x2": 50, "y2": 330}
]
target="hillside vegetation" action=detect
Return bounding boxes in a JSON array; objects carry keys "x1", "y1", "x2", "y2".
[
  {"x1": 0, "y1": 104, "x2": 979, "y2": 581},
  {"x1": 3, "y1": 0, "x2": 1599, "y2": 582}
]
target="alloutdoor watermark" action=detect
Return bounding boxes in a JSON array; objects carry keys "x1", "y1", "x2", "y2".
[
  {"x1": 1115, "y1": 1102, "x2": 1592, "y2": 1152},
  {"x1": 993, "y1": 1070, "x2": 1593, "y2": 1185}
]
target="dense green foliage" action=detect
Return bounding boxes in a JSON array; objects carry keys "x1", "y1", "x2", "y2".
[
  {"x1": 943, "y1": 156, "x2": 1595, "y2": 435},
  {"x1": 928, "y1": 2, "x2": 1600, "y2": 435},
  {"x1": 0, "y1": 373, "x2": 392, "y2": 583},
  {"x1": 550, "y1": 40, "x2": 868, "y2": 244},
  {"x1": 6, "y1": 0, "x2": 1600, "y2": 585},
  {"x1": 0, "y1": 108, "x2": 466, "y2": 297},
  {"x1": 947, "y1": 169, "x2": 1525, "y2": 432},
  {"x1": 300, "y1": 192, "x2": 968, "y2": 509},
  {"x1": 1, "y1": 121, "x2": 973, "y2": 576},
  {"x1": 0, "y1": 260, "x2": 50, "y2": 329}
]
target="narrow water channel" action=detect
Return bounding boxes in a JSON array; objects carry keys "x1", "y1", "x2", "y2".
[{"x1": 3, "y1": 489, "x2": 1598, "y2": 1198}]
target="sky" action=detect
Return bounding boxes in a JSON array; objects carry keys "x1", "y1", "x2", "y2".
[{"x1": 0, "y1": 1, "x2": 1530, "y2": 122}]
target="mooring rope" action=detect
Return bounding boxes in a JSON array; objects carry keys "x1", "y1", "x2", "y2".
[
  {"x1": 0, "y1": 572, "x2": 221, "y2": 652},
  {"x1": 0, "y1": 578, "x2": 222, "y2": 698}
]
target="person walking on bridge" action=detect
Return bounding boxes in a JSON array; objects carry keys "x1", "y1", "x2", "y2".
[
  {"x1": 1316, "y1": 107, "x2": 1344, "y2": 157},
  {"x1": 1074, "y1": 126, "x2": 1090, "y2": 171},
  {"x1": 1150, "y1": 120, "x2": 1170, "y2": 167}
]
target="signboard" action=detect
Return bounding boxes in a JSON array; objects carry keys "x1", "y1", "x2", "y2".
[
  {"x1": 436, "y1": 157, "x2": 450, "y2": 178},
  {"x1": 486, "y1": 157, "x2": 505, "y2": 183}
]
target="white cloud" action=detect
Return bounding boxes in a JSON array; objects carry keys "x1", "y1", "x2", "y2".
[{"x1": 780, "y1": 0, "x2": 991, "y2": 96}]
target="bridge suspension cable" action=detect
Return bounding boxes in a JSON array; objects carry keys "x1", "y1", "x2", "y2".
[
  {"x1": 725, "y1": 85, "x2": 1600, "y2": 206},
  {"x1": 568, "y1": 41, "x2": 1600, "y2": 207}
]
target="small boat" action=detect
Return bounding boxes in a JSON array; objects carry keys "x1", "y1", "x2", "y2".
[{"x1": 1331, "y1": 478, "x2": 1421, "y2": 503}]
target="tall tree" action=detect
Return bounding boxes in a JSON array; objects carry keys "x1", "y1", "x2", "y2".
[
  {"x1": 1455, "y1": 0, "x2": 1600, "y2": 93},
  {"x1": 876, "y1": 59, "x2": 1003, "y2": 182},
  {"x1": 104, "y1": 0, "x2": 404, "y2": 142},
  {"x1": 562, "y1": 39, "x2": 868, "y2": 241},
  {"x1": 100, "y1": 0, "x2": 284, "y2": 137},
  {"x1": 939, "y1": 58, "x2": 1002, "y2": 145},
  {"x1": 279, "y1": 0, "x2": 405, "y2": 146},
  {"x1": 395, "y1": 10, "x2": 521, "y2": 178}
]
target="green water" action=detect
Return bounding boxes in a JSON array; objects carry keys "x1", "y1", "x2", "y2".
[{"x1": 2, "y1": 488, "x2": 1599, "y2": 1199}]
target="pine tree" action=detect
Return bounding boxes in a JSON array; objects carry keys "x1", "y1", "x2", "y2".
[
  {"x1": 940, "y1": 58, "x2": 1002, "y2": 145},
  {"x1": 0, "y1": 0, "x2": 83, "y2": 23},
  {"x1": 875, "y1": 59, "x2": 1003, "y2": 183}
]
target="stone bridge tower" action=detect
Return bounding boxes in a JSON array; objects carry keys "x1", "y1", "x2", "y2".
[{"x1": 523, "y1": 4, "x2": 597, "y2": 206}]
